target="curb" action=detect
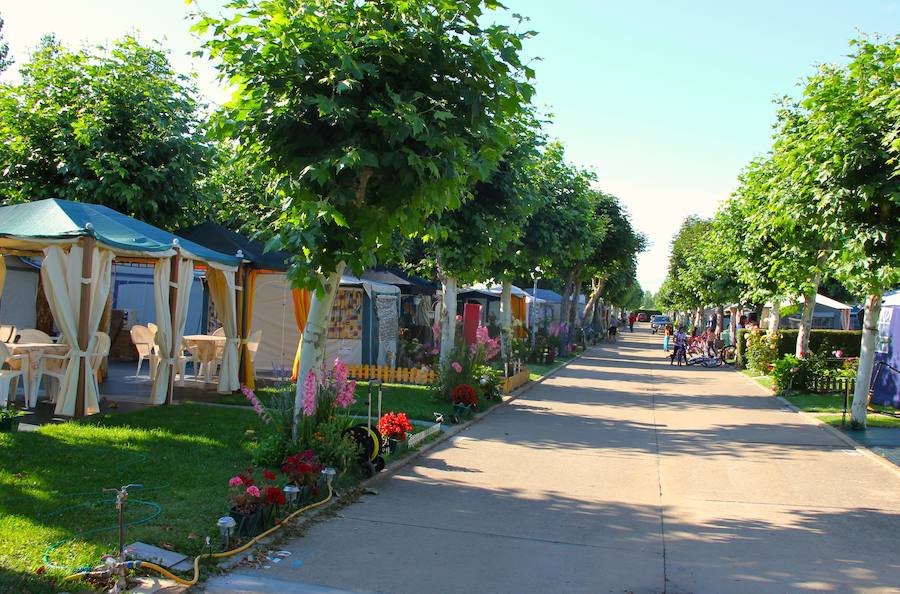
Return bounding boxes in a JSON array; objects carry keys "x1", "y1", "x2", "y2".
[{"x1": 735, "y1": 369, "x2": 900, "y2": 476}]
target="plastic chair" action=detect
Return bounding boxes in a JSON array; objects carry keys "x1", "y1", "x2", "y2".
[
  {"x1": 17, "y1": 329, "x2": 53, "y2": 344},
  {"x1": 0, "y1": 325, "x2": 16, "y2": 343},
  {"x1": 42, "y1": 333, "x2": 110, "y2": 404},
  {"x1": 0, "y1": 342, "x2": 26, "y2": 407},
  {"x1": 89, "y1": 332, "x2": 111, "y2": 399},
  {"x1": 130, "y1": 325, "x2": 157, "y2": 377}
]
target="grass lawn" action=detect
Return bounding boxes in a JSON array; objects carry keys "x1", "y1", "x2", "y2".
[
  {"x1": 217, "y1": 381, "x2": 501, "y2": 423},
  {"x1": 741, "y1": 369, "x2": 775, "y2": 391},
  {"x1": 0, "y1": 404, "x2": 266, "y2": 593},
  {"x1": 781, "y1": 392, "x2": 900, "y2": 429},
  {"x1": 528, "y1": 351, "x2": 579, "y2": 381}
]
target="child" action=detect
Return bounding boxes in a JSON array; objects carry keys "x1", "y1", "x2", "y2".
[
  {"x1": 663, "y1": 324, "x2": 672, "y2": 352},
  {"x1": 671, "y1": 327, "x2": 687, "y2": 366}
]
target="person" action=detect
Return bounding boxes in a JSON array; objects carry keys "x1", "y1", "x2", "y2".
[
  {"x1": 671, "y1": 326, "x2": 687, "y2": 366},
  {"x1": 628, "y1": 312, "x2": 636, "y2": 332},
  {"x1": 705, "y1": 327, "x2": 717, "y2": 357},
  {"x1": 608, "y1": 316, "x2": 618, "y2": 342},
  {"x1": 663, "y1": 323, "x2": 673, "y2": 352}
]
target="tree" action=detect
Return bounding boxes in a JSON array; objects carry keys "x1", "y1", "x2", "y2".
[
  {"x1": 640, "y1": 290, "x2": 656, "y2": 310},
  {"x1": 0, "y1": 36, "x2": 210, "y2": 228},
  {"x1": 196, "y1": 0, "x2": 534, "y2": 434},
  {"x1": 0, "y1": 16, "x2": 12, "y2": 73},
  {"x1": 775, "y1": 36, "x2": 900, "y2": 426}
]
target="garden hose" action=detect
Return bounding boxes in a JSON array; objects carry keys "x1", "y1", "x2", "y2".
[{"x1": 62, "y1": 483, "x2": 334, "y2": 588}]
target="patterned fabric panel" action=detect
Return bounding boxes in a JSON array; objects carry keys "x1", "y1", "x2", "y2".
[{"x1": 327, "y1": 288, "x2": 362, "y2": 339}]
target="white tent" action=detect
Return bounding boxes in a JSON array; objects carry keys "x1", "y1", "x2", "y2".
[{"x1": 763, "y1": 293, "x2": 853, "y2": 330}]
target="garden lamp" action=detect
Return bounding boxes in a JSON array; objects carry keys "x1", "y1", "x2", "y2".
[
  {"x1": 322, "y1": 467, "x2": 337, "y2": 490},
  {"x1": 283, "y1": 484, "x2": 300, "y2": 510},
  {"x1": 217, "y1": 516, "x2": 236, "y2": 550}
]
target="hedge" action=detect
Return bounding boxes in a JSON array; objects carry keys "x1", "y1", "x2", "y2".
[{"x1": 736, "y1": 329, "x2": 862, "y2": 368}]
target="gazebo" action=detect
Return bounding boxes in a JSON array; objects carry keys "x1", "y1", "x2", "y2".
[{"x1": 0, "y1": 199, "x2": 241, "y2": 418}]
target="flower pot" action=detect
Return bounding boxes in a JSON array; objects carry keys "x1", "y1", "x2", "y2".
[
  {"x1": 451, "y1": 402, "x2": 475, "y2": 423},
  {"x1": 388, "y1": 437, "x2": 408, "y2": 455},
  {"x1": 229, "y1": 506, "x2": 263, "y2": 537},
  {"x1": 0, "y1": 417, "x2": 20, "y2": 432}
]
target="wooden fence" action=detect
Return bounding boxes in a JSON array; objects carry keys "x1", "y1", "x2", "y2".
[
  {"x1": 347, "y1": 365, "x2": 437, "y2": 385},
  {"x1": 502, "y1": 367, "x2": 531, "y2": 394}
]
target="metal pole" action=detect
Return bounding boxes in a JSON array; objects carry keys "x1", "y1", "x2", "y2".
[
  {"x1": 74, "y1": 236, "x2": 95, "y2": 419},
  {"x1": 237, "y1": 263, "x2": 247, "y2": 385}
]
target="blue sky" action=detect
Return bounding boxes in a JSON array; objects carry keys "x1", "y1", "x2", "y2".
[{"x1": 1, "y1": 0, "x2": 897, "y2": 291}]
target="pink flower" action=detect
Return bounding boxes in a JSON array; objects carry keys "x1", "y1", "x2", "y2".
[
  {"x1": 302, "y1": 371, "x2": 318, "y2": 416},
  {"x1": 833, "y1": 350, "x2": 844, "y2": 358},
  {"x1": 246, "y1": 485, "x2": 261, "y2": 498},
  {"x1": 451, "y1": 362, "x2": 462, "y2": 373},
  {"x1": 336, "y1": 379, "x2": 357, "y2": 409},
  {"x1": 228, "y1": 476, "x2": 243, "y2": 487},
  {"x1": 455, "y1": 314, "x2": 462, "y2": 322}
]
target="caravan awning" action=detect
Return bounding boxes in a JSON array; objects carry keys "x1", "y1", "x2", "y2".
[
  {"x1": 0, "y1": 199, "x2": 240, "y2": 269},
  {"x1": 360, "y1": 266, "x2": 437, "y2": 295},
  {"x1": 179, "y1": 222, "x2": 289, "y2": 271}
]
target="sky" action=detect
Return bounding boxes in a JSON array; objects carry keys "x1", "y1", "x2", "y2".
[{"x1": 0, "y1": 0, "x2": 897, "y2": 291}]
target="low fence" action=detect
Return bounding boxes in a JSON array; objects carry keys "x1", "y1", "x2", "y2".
[
  {"x1": 807, "y1": 376, "x2": 855, "y2": 395},
  {"x1": 502, "y1": 367, "x2": 530, "y2": 394},
  {"x1": 347, "y1": 365, "x2": 437, "y2": 385}
]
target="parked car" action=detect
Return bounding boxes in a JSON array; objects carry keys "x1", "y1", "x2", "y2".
[
  {"x1": 650, "y1": 315, "x2": 671, "y2": 334},
  {"x1": 637, "y1": 312, "x2": 650, "y2": 322}
]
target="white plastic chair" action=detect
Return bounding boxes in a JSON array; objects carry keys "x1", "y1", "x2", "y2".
[
  {"x1": 17, "y1": 329, "x2": 53, "y2": 344},
  {"x1": 0, "y1": 342, "x2": 26, "y2": 407},
  {"x1": 130, "y1": 325, "x2": 157, "y2": 377},
  {"x1": 89, "y1": 332, "x2": 111, "y2": 399},
  {"x1": 42, "y1": 332, "x2": 110, "y2": 404},
  {"x1": 0, "y1": 325, "x2": 16, "y2": 343}
]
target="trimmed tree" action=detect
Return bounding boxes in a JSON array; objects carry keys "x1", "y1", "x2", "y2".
[{"x1": 195, "y1": 0, "x2": 534, "y2": 435}]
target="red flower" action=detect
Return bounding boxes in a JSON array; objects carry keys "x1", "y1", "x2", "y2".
[
  {"x1": 263, "y1": 469, "x2": 277, "y2": 481},
  {"x1": 451, "y1": 384, "x2": 477, "y2": 406},
  {"x1": 378, "y1": 411, "x2": 414, "y2": 440},
  {"x1": 265, "y1": 486, "x2": 286, "y2": 506},
  {"x1": 282, "y1": 450, "x2": 323, "y2": 487}
]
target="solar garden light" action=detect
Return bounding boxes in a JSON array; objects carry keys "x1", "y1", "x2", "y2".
[
  {"x1": 217, "y1": 516, "x2": 236, "y2": 550},
  {"x1": 322, "y1": 467, "x2": 337, "y2": 492},
  {"x1": 283, "y1": 484, "x2": 301, "y2": 510}
]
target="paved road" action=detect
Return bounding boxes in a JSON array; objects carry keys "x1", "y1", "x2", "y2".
[{"x1": 205, "y1": 326, "x2": 900, "y2": 594}]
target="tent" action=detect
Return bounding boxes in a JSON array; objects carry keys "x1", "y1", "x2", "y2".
[
  {"x1": 361, "y1": 266, "x2": 437, "y2": 295},
  {"x1": 0, "y1": 199, "x2": 241, "y2": 417},
  {"x1": 762, "y1": 294, "x2": 853, "y2": 330},
  {"x1": 872, "y1": 291, "x2": 900, "y2": 408},
  {"x1": 361, "y1": 267, "x2": 438, "y2": 345}
]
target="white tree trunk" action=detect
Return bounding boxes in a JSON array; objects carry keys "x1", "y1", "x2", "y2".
[
  {"x1": 439, "y1": 275, "x2": 458, "y2": 365},
  {"x1": 694, "y1": 306, "x2": 703, "y2": 330},
  {"x1": 499, "y1": 280, "x2": 512, "y2": 360},
  {"x1": 581, "y1": 279, "x2": 605, "y2": 329},
  {"x1": 796, "y1": 279, "x2": 819, "y2": 357},
  {"x1": 729, "y1": 306, "x2": 738, "y2": 346},
  {"x1": 768, "y1": 300, "x2": 781, "y2": 335},
  {"x1": 715, "y1": 305, "x2": 724, "y2": 335},
  {"x1": 293, "y1": 262, "x2": 345, "y2": 439},
  {"x1": 850, "y1": 293, "x2": 882, "y2": 427}
]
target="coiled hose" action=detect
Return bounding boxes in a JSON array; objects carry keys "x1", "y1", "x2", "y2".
[{"x1": 62, "y1": 484, "x2": 333, "y2": 588}]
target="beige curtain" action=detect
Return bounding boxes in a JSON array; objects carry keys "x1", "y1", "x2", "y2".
[
  {"x1": 41, "y1": 245, "x2": 113, "y2": 416},
  {"x1": 0, "y1": 255, "x2": 6, "y2": 298},
  {"x1": 150, "y1": 257, "x2": 194, "y2": 404},
  {"x1": 207, "y1": 267, "x2": 239, "y2": 393}
]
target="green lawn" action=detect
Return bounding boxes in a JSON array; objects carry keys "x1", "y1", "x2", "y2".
[
  {"x1": 218, "y1": 381, "x2": 501, "y2": 423},
  {"x1": 0, "y1": 404, "x2": 264, "y2": 593},
  {"x1": 781, "y1": 392, "x2": 900, "y2": 428},
  {"x1": 528, "y1": 351, "x2": 579, "y2": 381},
  {"x1": 741, "y1": 369, "x2": 775, "y2": 390}
]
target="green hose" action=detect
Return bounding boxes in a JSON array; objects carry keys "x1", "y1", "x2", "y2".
[{"x1": 42, "y1": 497, "x2": 163, "y2": 572}]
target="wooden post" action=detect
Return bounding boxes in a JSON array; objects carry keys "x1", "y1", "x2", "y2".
[
  {"x1": 165, "y1": 254, "x2": 181, "y2": 406},
  {"x1": 74, "y1": 236, "x2": 95, "y2": 419}
]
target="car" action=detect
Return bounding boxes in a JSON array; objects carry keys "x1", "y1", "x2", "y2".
[
  {"x1": 650, "y1": 315, "x2": 672, "y2": 334},
  {"x1": 637, "y1": 312, "x2": 650, "y2": 322}
]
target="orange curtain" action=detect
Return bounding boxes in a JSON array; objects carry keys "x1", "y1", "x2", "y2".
[
  {"x1": 239, "y1": 269, "x2": 258, "y2": 389},
  {"x1": 511, "y1": 294, "x2": 527, "y2": 338},
  {"x1": 290, "y1": 288, "x2": 312, "y2": 380}
]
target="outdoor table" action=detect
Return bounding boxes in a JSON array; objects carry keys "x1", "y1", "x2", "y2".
[
  {"x1": 3, "y1": 342, "x2": 70, "y2": 407},
  {"x1": 183, "y1": 335, "x2": 226, "y2": 383}
]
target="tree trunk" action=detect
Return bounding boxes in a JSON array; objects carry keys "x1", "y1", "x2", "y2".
[
  {"x1": 694, "y1": 306, "x2": 703, "y2": 330},
  {"x1": 768, "y1": 300, "x2": 781, "y2": 334},
  {"x1": 559, "y1": 272, "x2": 574, "y2": 330},
  {"x1": 729, "y1": 306, "x2": 738, "y2": 346},
  {"x1": 715, "y1": 305, "x2": 724, "y2": 335},
  {"x1": 499, "y1": 280, "x2": 513, "y2": 361},
  {"x1": 293, "y1": 262, "x2": 345, "y2": 439},
  {"x1": 796, "y1": 277, "x2": 820, "y2": 357},
  {"x1": 581, "y1": 278, "x2": 606, "y2": 329},
  {"x1": 439, "y1": 275, "x2": 458, "y2": 365},
  {"x1": 850, "y1": 293, "x2": 882, "y2": 427}
]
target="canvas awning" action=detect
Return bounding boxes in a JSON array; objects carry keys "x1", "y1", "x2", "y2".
[
  {"x1": 0, "y1": 199, "x2": 240, "y2": 269},
  {"x1": 360, "y1": 266, "x2": 437, "y2": 295},
  {"x1": 179, "y1": 222, "x2": 288, "y2": 272}
]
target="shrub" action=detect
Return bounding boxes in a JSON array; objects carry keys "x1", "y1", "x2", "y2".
[
  {"x1": 281, "y1": 450, "x2": 323, "y2": 489},
  {"x1": 736, "y1": 329, "x2": 862, "y2": 367},
  {"x1": 744, "y1": 329, "x2": 780, "y2": 374},
  {"x1": 771, "y1": 354, "x2": 800, "y2": 393},
  {"x1": 451, "y1": 384, "x2": 477, "y2": 406}
]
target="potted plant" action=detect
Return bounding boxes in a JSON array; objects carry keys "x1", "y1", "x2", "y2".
[
  {"x1": 450, "y1": 384, "x2": 477, "y2": 422},
  {"x1": 0, "y1": 407, "x2": 23, "y2": 433},
  {"x1": 227, "y1": 469, "x2": 266, "y2": 537},
  {"x1": 281, "y1": 450, "x2": 323, "y2": 500},
  {"x1": 377, "y1": 411, "x2": 414, "y2": 454}
]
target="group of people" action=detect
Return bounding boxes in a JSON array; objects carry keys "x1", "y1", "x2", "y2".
[
  {"x1": 607, "y1": 312, "x2": 638, "y2": 341},
  {"x1": 662, "y1": 324, "x2": 722, "y2": 365}
]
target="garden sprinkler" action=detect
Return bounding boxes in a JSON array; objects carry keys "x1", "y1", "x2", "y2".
[{"x1": 101, "y1": 483, "x2": 142, "y2": 594}]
